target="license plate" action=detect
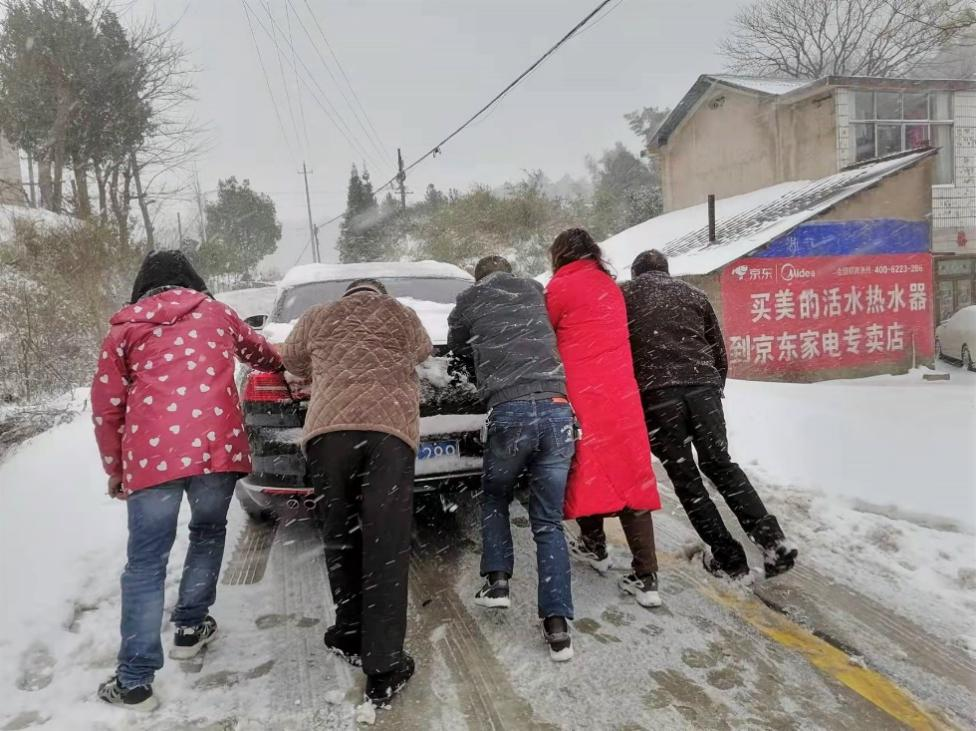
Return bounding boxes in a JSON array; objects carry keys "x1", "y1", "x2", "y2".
[{"x1": 418, "y1": 439, "x2": 459, "y2": 460}]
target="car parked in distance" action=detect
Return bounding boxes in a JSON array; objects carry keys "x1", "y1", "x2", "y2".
[{"x1": 936, "y1": 305, "x2": 976, "y2": 371}]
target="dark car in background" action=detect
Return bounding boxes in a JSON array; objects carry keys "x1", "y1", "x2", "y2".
[{"x1": 234, "y1": 261, "x2": 485, "y2": 521}]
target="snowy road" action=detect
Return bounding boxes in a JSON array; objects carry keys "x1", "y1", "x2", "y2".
[{"x1": 1, "y1": 366, "x2": 973, "y2": 729}]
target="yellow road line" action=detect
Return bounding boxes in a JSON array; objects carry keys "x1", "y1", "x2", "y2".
[
  {"x1": 701, "y1": 584, "x2": 954, "y2": 731},
  {"x1": 601, "y1": 528, "x2": 956, "y2": 730}
]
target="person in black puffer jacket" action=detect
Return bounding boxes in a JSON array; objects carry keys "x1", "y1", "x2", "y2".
[
  {"x1": 622, "y1": 250, "x2": 797, "y2": 580},
  {"x1": 448, "y1": 256, "x2": 576, "y2": 662}
]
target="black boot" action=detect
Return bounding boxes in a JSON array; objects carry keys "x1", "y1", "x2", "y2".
[
  {"x1": 763, "y1": 541, "x2": 798, "y2": 578},
  {"x1": 324, "y1": 624, "x2": 362, "y2": 667},
  {"x1": 702, "y1": 545, "x2": 750, "y2": 580},
  {"x1": 365, "y1": 653, "x2": 415, "y2": 708}
]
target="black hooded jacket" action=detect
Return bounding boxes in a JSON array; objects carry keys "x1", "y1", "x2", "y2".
[
  {"x1": 621, "y1": 271, "x2": 728, "y2": 393},
  {"x1": 447, "y1": 272, "x2": 566, "y2": 408}
]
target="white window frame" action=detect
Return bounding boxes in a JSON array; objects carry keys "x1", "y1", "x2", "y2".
[{"x1": 850, "y1": 90, "x2": 955, "y2": 185}]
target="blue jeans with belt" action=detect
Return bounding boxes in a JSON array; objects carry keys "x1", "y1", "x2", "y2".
[
  {"x1": 480, "y1": 399, "x2": 575, "y2": 619},
  {"x1": 117, "y1": 472, "x2": 236, "y2": 688}
]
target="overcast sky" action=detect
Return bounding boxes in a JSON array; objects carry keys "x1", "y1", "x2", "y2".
[{"x1": 127, "y1": 0, "x2": 750, "y2": 272}]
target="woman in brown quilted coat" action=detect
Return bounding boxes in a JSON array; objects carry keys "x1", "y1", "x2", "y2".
[{"x1": 280, "y1": 278, "x2": 432, "y2": 708}]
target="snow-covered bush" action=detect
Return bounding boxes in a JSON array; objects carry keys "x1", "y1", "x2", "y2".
[{"x1": 0, "y1": 219, "x2": 140, "y2": 402}]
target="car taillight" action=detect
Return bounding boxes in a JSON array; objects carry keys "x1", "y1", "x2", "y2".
[{"x1": 243, "y1": 371, "x2": 292, "y2": 402}]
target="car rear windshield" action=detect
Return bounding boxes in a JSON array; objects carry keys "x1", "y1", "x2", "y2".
[{"x1": 272, "y1": 277, "x2": 471, "y2": 322}]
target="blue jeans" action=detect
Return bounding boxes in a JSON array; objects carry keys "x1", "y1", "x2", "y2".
[
  {"x1": 117, "y1": 473, "x2": 236, "y2": 688},
  {"x1": 480, "y1": 399, "x2": 575, "y2": 619}
]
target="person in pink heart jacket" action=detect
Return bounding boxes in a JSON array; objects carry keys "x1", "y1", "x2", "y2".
[{"x1": 90, "y1": 251, "x2": 283, "y2": 712}]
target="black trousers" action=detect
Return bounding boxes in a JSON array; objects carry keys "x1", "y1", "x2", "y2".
[
  {"x1": 306, "y1": 431, "x2": 414, "y2": 675},
  {"x1": 643, "y1": 386, "x2": 784, "y2": 571}
]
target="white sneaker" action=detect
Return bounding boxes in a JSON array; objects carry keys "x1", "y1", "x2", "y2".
[
  {"x1": 567, "y1": 535, "x2": 612, "y2": 575},
  {"x1": 618, "y1": 573, "x2": 663, "y2": 608}
]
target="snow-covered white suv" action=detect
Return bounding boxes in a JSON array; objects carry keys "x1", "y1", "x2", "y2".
[{"x1": 235, "y1": 261, "x2": 485, "y2": 521}]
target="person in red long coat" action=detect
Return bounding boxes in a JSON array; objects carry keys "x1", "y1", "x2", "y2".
[{"x1": 544, "y1": 228, "x2": 663, "y2": 608}]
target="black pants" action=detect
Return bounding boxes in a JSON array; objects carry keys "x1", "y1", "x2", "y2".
[
  {"x1": 306, "y1": 431, "x2": 414, "y2": 675},
  {"x1": 643, "y1": 386, "x2": 784, "y2": 571}
]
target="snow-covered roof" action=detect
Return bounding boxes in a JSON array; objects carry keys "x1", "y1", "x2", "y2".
[
  {"x1": 602, "y1": 148, "x2": 936, "y2": 279},
  {"x1": 708, "y1": 75, "x2": 813, "y2": 96},
  {"x1": 280, "y1": 260, "x2": 473, "y2": 288}
]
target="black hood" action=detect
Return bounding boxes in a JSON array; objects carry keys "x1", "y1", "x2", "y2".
[{"x1": 130, "y1": 250, "x2": 210, "y2": 304}]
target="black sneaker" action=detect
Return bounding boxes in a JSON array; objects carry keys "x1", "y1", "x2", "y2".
[
  {"x1": 702, "y1": 549, "x2": 751, "y2": 581},
  {"x1": 618, "y1": 573, "x2": 663, "y2": 608},
  {"x1": 97, "y1": 675, "x2": 159, "y2": 712},
  {"x1": 567, "y1": 535, "x2": 612, "y2": 574},
  {"x1": 169, "y1": 615, "x2": 218, "y2": 660},
  {"x1": 474, "y1": 571, "x2": 511, "y2": 609},
  {"x1": 763, "y1": 541, "x2": 798, "y2": 578},
  {"x1": 324, "y1": 624, "x2": 362, "y2": 667},
  {"x1": 541, "y1": 616, "x2": 574, "y2": 662},
  {"x1": 365, "y1": 653, "x2": 415, "y2": 708}
]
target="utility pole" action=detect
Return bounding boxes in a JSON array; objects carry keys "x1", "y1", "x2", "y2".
[
  {"x1": 301, "y1": 161, "x2": 320, "y2": 263},
  {"x1": 396, "y1": 148, "x2": 407, "y2": 211},
  {"x1": 177, "y1": 212, "x2": 183, "y2": 249}
]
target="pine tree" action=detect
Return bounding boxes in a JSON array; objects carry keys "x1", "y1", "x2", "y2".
[{"x1": 338, "y1": 164, "x2": 382, "y2": 262}]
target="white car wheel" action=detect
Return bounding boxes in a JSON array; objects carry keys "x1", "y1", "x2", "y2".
[
  {"x1": 963, "y1": 346, "x2": 973, "y2": 372},
  {"x1": 936, "y1": 339, "x2": 943, "y2": 361}
]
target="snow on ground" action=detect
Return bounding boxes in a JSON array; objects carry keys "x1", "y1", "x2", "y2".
[
  {"x1": 724, "y1": 365, "x2": 976, "y2": 529},
  {"x1": 0, "y1": 204, "x2": 77, "y2": 245},
  {"x1": 0, "y1": 364, "x2": 972, "y2": 726},
  {"x1": 722, "y1": 361, "x2": 976, "y2": 648}
]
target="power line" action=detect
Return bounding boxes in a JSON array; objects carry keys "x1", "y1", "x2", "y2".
[
  {"x1": 261, "y1": 0, "x2": 303, "y2": 154},
  {"x1": 297, "y1": 0, "x2": 392, "y2": 161},
  {"x1": 370, "y1": 0, "x2": 622, "y2": 196},
  {"x1": 285, "y1": 0, "x2": 312, "y2": 149},
  {"x1": 240, "y1": 0, "x2": 384, "y2": 171},
  {"x1": 241, "y1": 3, "x2": 293, "y2": 155}
]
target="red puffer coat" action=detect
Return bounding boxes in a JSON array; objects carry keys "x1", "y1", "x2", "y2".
[
  {"x1": 91, "y1": 288, "x2": 283, "y2": 493},
  {"x1": 545, "y1": 260, "x2": 660, "y2": 518}
]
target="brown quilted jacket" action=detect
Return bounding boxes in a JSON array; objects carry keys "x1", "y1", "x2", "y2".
[{"x1": 280, "y1": 290, "x2": 433, "y2": 451}]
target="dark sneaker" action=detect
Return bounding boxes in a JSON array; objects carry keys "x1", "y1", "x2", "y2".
[
  {"x1": 97, "y1": 675, "x2": 159, "y2": 712},
  {"x1": 618, "y1": 573, "x2": 663, "y2": 608},
  {"x1": 169, "y1": 615, "x2": 217, "y2": 660},
  {"x1": 474, "y1": 571, "x2": 511, "y2": 609},
  {"x1": 365, "y1": 653, "x2": 415, "y2": 708},
  {"x1": 702, "y1": 548, "x2": 751, "y2": 581},
  {"x1": 541, "y1": 616, "x2": 574, "y2": 662},
  {"x1": 567, "y1": 535, "x2": 612, "y2": 574},
  {"x1": 763, "y1": 541, "x2": 798, "y2": 578},
  {"x1": 324, "y1": 624, "x2": 362, "y2": 667}
]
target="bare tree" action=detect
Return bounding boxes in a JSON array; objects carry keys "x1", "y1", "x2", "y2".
[{"x1": 720, "y1": 0, "x2": 976, "y2": 79}]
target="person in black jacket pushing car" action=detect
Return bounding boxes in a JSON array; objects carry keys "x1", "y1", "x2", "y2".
[
  {"x1": 622, "y1": 250, "x2": 797, "y2": 580},
  {"x1": 448, "y1": 255, "x2": 576, "y2": 662}
]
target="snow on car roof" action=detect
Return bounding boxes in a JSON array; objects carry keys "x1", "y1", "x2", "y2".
[
  {"x1": 601, "y1": 148, "x2": 936, "y2": 280},
  {"x1": 280, "y1": 260, "x2": 473, "y2": 288}
]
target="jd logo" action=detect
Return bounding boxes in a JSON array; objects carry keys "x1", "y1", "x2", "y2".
[
  {"x1": 780, "y1": 263, "x2": 815, "y2": 282},
  {"x1": 732, "y1": 264, "x2": 750, "y2": 281}
]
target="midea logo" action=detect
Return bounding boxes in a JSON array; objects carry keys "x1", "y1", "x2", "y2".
[{"x1": 780, "y1": 263, "x2": 815, "y2": 282}]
